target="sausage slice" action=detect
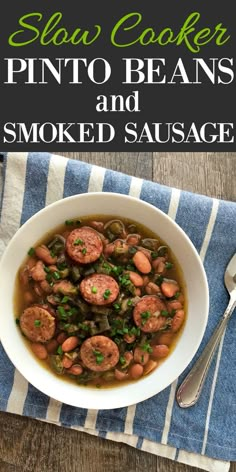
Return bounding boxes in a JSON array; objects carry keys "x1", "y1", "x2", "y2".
[
  {"x1": 80, "y1": 335, "x2": 119, "y2": 371},
  {"x1": 133, "y1": 295, "x2": 168, "y2": 333},
  {"x1": 66, "y1": 227, "x2": 103, "y2": 264},
  {"x1": 20, "y1": 305, "x2": 56, "y2": 343},
  {"x1": 80, "y1": 274, "x2": 119, "y2": 305}
]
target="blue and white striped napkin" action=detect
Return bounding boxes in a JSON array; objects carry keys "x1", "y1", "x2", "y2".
[{"x1": 0, "y1": 152, "x2": 236, "y2": 472}]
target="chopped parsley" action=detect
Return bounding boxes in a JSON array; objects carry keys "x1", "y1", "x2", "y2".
[
  {"x1": 141, "y1": 311, "x2": 151, "y2": 320},
  {"x1": 91, "y1": 286, "x2": 98, "y2": 294},
  {"x1": 53, "y1": 271, "x2": 61, "y2": 280},
  {"x1": 57, "y1": 345, "x2": 63, "y2": 355},
  {"x1": 65, "y1": 220, "x2": 74, "y2": 226},
  {"x1": 155, "y1": 275, "x2": 164, "y2": 286},
  {"x1": 15, "y1": 318, "x2": 20, "y2": 325},
  {"x1": 27, "y1": 247, "x2": 35, "y2": 257},
  {"x1": 127, "y1": 299, "x2": 133, "y2": 307},
  {"x1": 73, "y1": 238, "x2": 84, "y2": 246},
  {"x1": 161, "y1": 310, "x2": 169, "y2": 317},
  {"x1": 61, "y1": 296, "x2": 69, "y2": 304},
  {"x1": 58, "y1": 306, "x2": 68, "y2": 320},
  {"x1": 128, "y1": 246, "x2": 137, "y2": 255},
  {"x1": 119, "y1": 356, "x2": 126, "y2": 366},
  {"x1": 82, "y1": 248, "x2": 87, "y2": 255},
  {"x1": 34, "y1": 320, "x2": 41, "y2": 327},
  {"x1": 174, "y1": 292, "x2": 180, "y2": 299},
  {"x1": 141, "y1": 342, "x2": 153, "y2": 354},
  {"x1": 113, "y1": 303, "x2": 121, "y2": 311},
  {"x1": 78, "y1": 323, "x2": 90, "y2": 331},
  {"x1": 165, "y1": 262, "x2": 173, "y2": 269},
  {"x1": 151, "y1": 251, "x2": 159, "y2": 260},
  {"x1": 103, "y1": 289, "x2": 111, "y2": 300},
  {"x1": 93, "y1": 350, "x2": 104, "y2": 365}
]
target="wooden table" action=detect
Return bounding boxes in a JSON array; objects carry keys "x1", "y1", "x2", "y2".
[{"x1": 0, "y1": 151, "x2": 235, "y2": 472}]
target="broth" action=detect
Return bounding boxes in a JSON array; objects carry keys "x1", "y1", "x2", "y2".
[{"x1": 14, "y1": 215, "x2": 187, "y2": 388}]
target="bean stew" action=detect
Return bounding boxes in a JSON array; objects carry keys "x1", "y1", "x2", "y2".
[{"x1": 15, "y1": 216, "x2": 186, "y2": 388}]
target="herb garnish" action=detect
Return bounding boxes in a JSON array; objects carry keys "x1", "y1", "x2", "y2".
[
  {"x1": 141, "y1": 342, "x2": 153, "y2": 354},
  {"x1": 93, "y1": 350, "x2": 104, "y2": 365},
  {"x1": 34, "y1": 320, "x2": 41, "y2": 327},
  {"x1": 73, "y1": 238, "x2": 84, "y2": 246},
  {"x1": 103, "y1": 289, "x2": 111, "y2": 300},
  {"x1": 28, "y1": 247, "x2": 35, "y2": 256}
]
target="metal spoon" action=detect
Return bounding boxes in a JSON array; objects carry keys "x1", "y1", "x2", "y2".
[{"x1": 176, "y1": 253, "x2": 236, "y2": 408}]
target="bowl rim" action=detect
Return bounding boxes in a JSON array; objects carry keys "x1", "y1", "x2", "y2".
[{"x1": 0, "y1": 192, "x2": 209, "y2": 409}]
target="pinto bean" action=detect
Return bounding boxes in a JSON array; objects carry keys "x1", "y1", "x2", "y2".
[
  {"x1": 144, "y1": 360, "x2": 158, "y2": 375},
  {"x1": 145, "y1": 282, "x2": 161, "y2": 295},
  {"x1": 67, "y1": 364, "x2": 83, "y2": 375},
  {"x1": 178, "y1": 293, "x2": 185, "y2": 304},
  {"x1": 129, "y1": 363, "x2": 144, "y2": 380},
  {"x1": 134, "y1": 347, "x2": 149, "y2": 365},
  {"x1": 123, "y1": 351, "x2": 134, "y2": 366},
  {"x1": 133, "y1": 251, "x2": 152, "y2": 274},
  {"x1": 152, "y1": 257, "x2": 166, "y2": 273},
  {"x1": 30, "y1": 260, "x2": 46, "y2": 282},
  {"x1": 89, "y1": 221, "x2": 104, "y2": 233},
  {"x1": 35, "y1": 245, "x2": 57, "y2": 265},
  {"x1": 23, "y1": 291, "x2": 35, "y2": 305},
  {"x1": 62, "y1": 355, "x2": 73, "y2": 369},
  {"x1": 33, "y1": 283, "x2": 44, "y2": 298},
  {"x1": 157, "y1": 332, "x2": 174, "y2": 346},
  {"x1": 137, "y1": 246, "x2": 152, "y2": 262},
  {"x1": 142, "y1": 276, "x2": 150, "y2": 287},
  {"x1": 48, "y1": 265, "x2": 58, "y2": 273},
  {"x1": 171, "y1": 310, "x2": 185, "y2": 332},
  {"x1": 27, "y1": 257, "x2": 37, "y2": 269},
  {"x1": 152, "y1": 344, "x2": 170, "y2": 359},
  {"x1": 19, "y1": 267, "x2": 30, "y2": 286},
  {"x1": 126, "y1": 234, "x2": 141, "y2": 245},
  {"x1": 128, "y1": 271, "x2": 144, "y2": 287},
  {"x1": 115, "y1": 369, "x2": 129, "y2": 381},
  {"x1": 40, "y1": 280, "x2": 53, "y2": 294},
  {"x1": 103, "y1": 242, "x2": 115, "y2": 257},
  {"x1": 167, "y1": 300, "x2": 183, "y2": 311},
  {"x1": 161, "y1": 281, "x2": 180, "y2": 298},
  {"x1": 61, "y1": 336, "x2": 79, "y2": 352},
  {"x1": 134, "y1": 288, "x2": 142, "y2": 296},
  {"x1": 31, "y1": 343, "x2": 48, "y2": 360}
]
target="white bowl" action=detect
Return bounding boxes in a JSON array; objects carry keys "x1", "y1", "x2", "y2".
[{"x1": 0, "y1": 193, "x2": 209, "y2": 409}]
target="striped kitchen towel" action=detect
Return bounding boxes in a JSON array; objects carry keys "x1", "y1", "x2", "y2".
[{"x1": 0, "y1": 152, "x2": 236, "y2": 472}]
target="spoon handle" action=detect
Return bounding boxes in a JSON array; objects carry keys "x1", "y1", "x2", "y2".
[{"x1": 176, "y1": 296, "x2": 236, "y2": 408}]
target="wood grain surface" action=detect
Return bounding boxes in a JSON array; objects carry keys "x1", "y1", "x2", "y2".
[{"x1": 0, "y1": 151, "x2": 235, "y2": 472}]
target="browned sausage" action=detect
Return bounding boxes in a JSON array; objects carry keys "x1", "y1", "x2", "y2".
[
  {"x1": 66, "y1": 227, "x2": 103, "y2": 264},
  {"x1": 133, "y1": 296, "x2": 167, "y2": 333},
  {"x1": 80, "y1": 335, "x2": 119, "y2": 372},
  {"x1": 20, "y1": 305, "x2": 56, "y2": 343},
  {"x1": 80, "y1": 274, "x2": 119, "y2": 305}
]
